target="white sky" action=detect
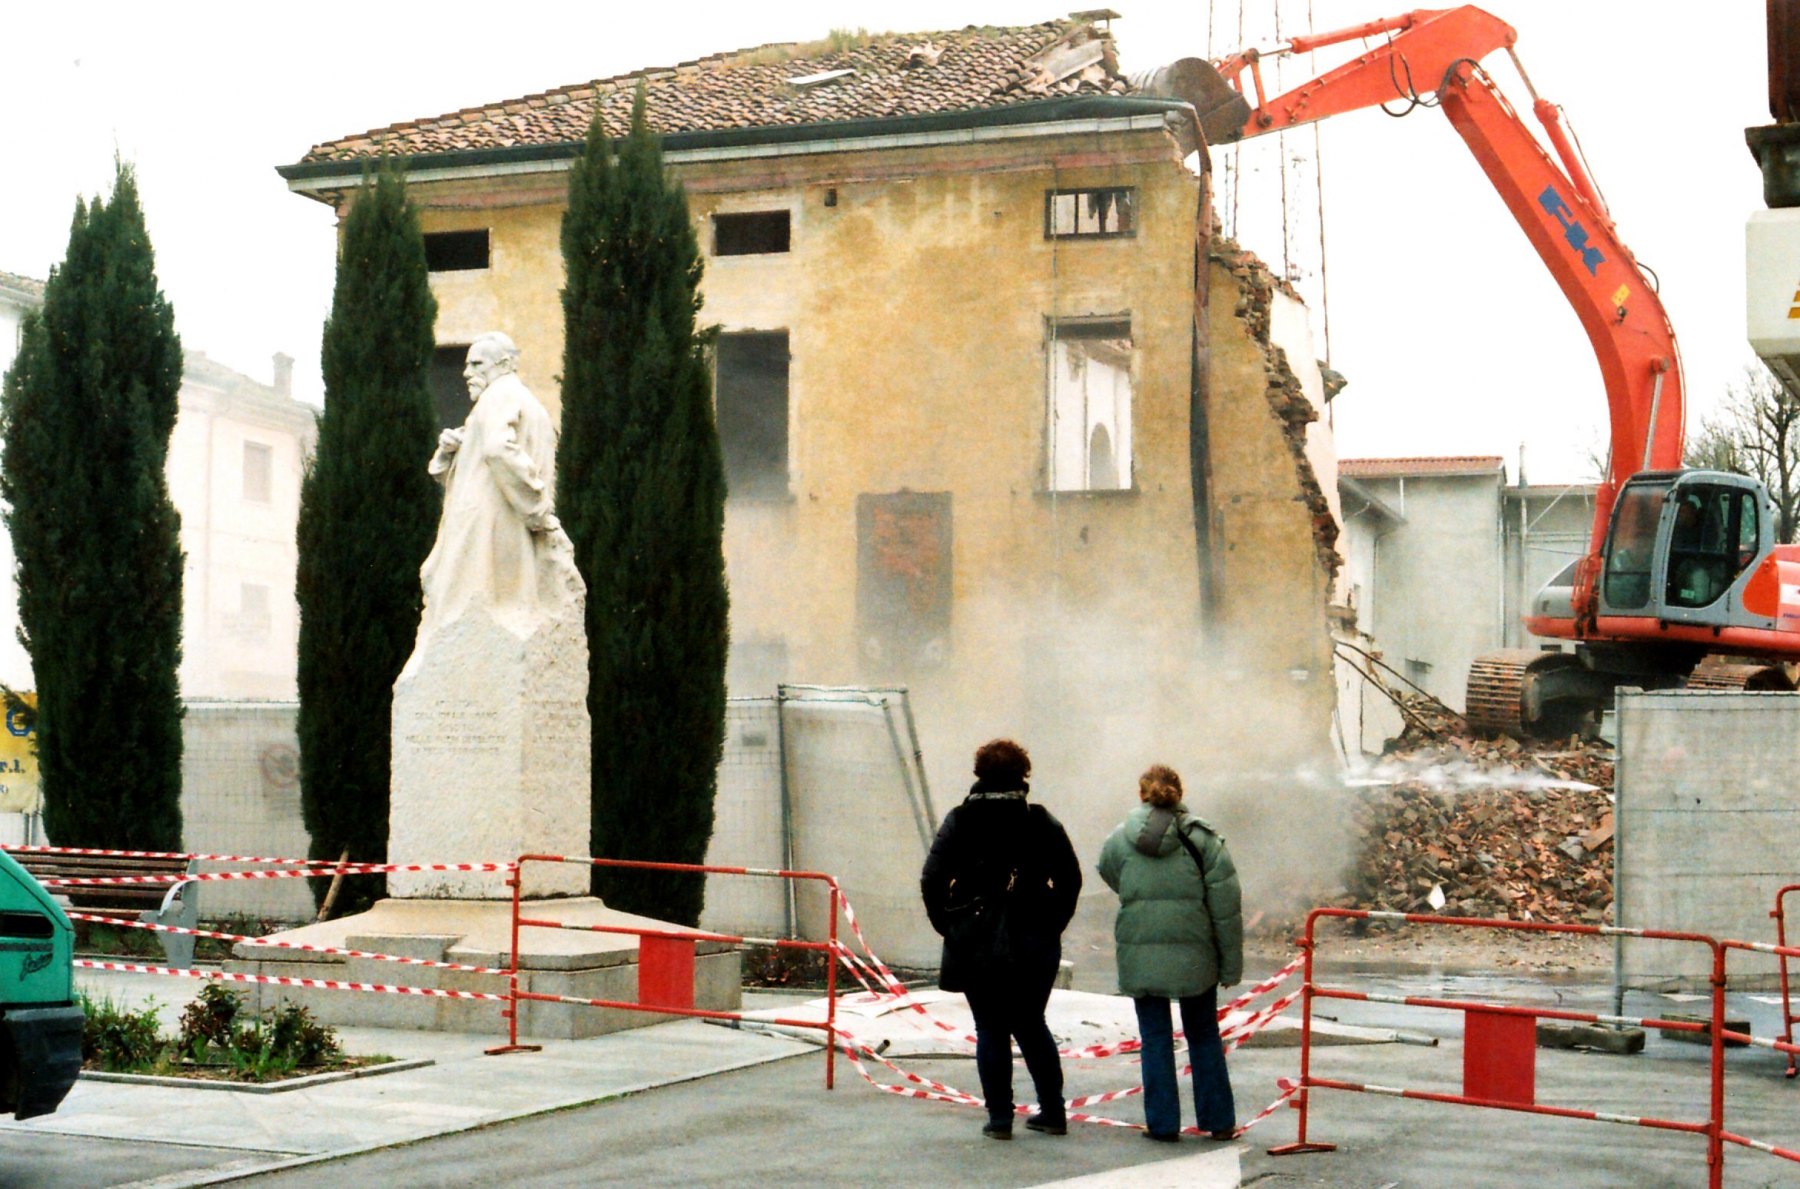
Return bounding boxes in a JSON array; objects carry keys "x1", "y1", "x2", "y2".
[{"x1": 2, "y1": 1, "x2": 1772, "y2": 485}]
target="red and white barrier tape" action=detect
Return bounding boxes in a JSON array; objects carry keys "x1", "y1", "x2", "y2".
[
  {"x1": 834, "y1": 1021, "x2": 1300, "y2": 1139},
  {"x1": 75, "y1": 959, "x2": 508, "y2": 1001},
  {"x1": 5, "y1": 844, "x2": 316, "y2": 865},
  {"x1": 43, "y1": 861, "x2": 512, "y2": 887},
  {"x1": 66, "y1": 912, "x2": 513, "y2": 977}
]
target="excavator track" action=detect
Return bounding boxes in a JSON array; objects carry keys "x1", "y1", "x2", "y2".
[
  {"x1": 1465, "y1": 649, "x2": 1540, "y2": 737},
  {"x1": 1684, "y1": 659, "x2": 1797, "y2": 692}
]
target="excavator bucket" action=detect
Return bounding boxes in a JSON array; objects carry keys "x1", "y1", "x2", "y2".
[{"x1": 1131, "y1": 58, "x2": 1252, "y2": 149}]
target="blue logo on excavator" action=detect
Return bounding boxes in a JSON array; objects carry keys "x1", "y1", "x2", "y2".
[{"x1": 1538, "y1": 186, "x2": 1605, "y2": 276}]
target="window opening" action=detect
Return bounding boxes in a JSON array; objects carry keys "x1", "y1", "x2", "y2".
[
  {"x1": 714, "y1": 212, "x2": 791, "y2": 256},
  {"x1": 429, "y1": 344, "x2": 473, "y2": 433},
  {"x1": 1602, "y1": 485, "x2": 1661, "y2": 610},
  {"x1": 242, "y1": 442, "x2": 272, "y2": 503},
  {"x1": 1045, "y1": 188, "x2": 1136, "y2": 238},
  {"x1": 1046, "y1": 320, "x2": 1132, "y2": 492},
  {"x1": 1666, "y1": 487, "x2": 1753, "y2": 609},
  {"x1": 237, "y1": 583, "x2": 270, "y2": 641},
  {"x1": 716, "y1": 331, "x2": 790, "y2": 498},
  {"x1": 424, "y1": 230, "x2": 490, "y2": 272}
]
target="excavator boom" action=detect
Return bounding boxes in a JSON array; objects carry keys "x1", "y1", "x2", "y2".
[{"x1": 1203, "y1": 4, "x2": 1685, "y2": 635}]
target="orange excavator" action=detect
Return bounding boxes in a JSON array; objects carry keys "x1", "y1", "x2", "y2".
[{"x1": 1196, "y1": 5, "x2": 1800, "y2": 737}]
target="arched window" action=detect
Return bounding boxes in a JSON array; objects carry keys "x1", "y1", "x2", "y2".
[{"x1": 1088, "y1": 424, "x2": 1118, "y2": 489}]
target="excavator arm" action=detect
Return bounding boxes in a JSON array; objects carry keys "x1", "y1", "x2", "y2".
[{"x1": 1201, "y1": 5, "x2": 1685, "y2": 627}]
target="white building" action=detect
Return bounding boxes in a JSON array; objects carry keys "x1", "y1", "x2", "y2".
[
  {"x1": 1335, "y1": 455, "x2": 1597, "y2": 748},
  {"x1": 0, "y1": 270, "x2": 315, "y2": 699}
]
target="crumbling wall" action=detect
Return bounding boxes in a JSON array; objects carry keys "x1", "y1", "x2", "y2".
[
  {"x1": 1210, "y1": 235, "x2": 1341, "y2": 590},
  {"x1": 1197, "y1": 235, "x2": 1340, "y2": 772}
]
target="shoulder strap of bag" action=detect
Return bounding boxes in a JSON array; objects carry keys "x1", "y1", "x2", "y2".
[{"x1": 1174, "y1": 816, "x2": 1225, "y2": 969}]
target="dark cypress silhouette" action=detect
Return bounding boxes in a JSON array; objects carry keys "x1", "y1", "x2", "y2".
[
  {"x1": 296, "y1": 167, "x2": 440, "y2": 913},
  {"x1": 1, "y1": 162, "x2": 185, "y2": 849},
  {"x1": 559, "y1": 92, "x2": 728, "y2": 925}
]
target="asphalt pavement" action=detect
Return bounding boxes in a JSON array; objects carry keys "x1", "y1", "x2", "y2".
[{"x1": 11, "y1": 964, "x2": 1800, "y2": 1187}]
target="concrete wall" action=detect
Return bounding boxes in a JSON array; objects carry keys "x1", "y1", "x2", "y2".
[
  {"x1": 703, "y1": 691, "x2": 941, "y2": 968},
  {"x1": 179, "y1": 701, "x2": 313, "y2": 921},
  {"x1": 1615, "y1": 690, "x2": 1800, "y2": 989}
]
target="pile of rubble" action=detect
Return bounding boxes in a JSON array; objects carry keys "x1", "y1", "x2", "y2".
[{"x1": 1336, "y1": 697, "x2": 1616, "y2": 925}]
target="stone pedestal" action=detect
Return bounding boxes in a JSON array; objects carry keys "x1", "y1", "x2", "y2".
[
  {"x1": 389, "y1": 601, "x2": 590, "y2": 899},
  {"x1": 228, "y1": 899, "x2": 742, "y2": 1039}
]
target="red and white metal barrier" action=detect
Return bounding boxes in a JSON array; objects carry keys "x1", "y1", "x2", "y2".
[
  {"x1": 500, "y1": 854, "x2": 843, "y2": 1086},
  {"x1": 1271, "y1": 907, "x2": 1731, "y2": 1187},
  {"x1": 1768, "y1": 884, "x2": 1800, "y2": 1079}
]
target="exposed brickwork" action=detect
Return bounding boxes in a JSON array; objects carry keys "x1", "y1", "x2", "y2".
[
  {"x1": 1210, "y1": 234, "x2": 1342, "y2": 588},
  {"x1": 301, "y1": 21, "x2": 1130, "y2": 164}
]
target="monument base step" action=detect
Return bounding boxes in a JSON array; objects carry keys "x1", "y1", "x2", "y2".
[{"x1": 226, "y1": 897, "x2": 741, "y2": 1040}]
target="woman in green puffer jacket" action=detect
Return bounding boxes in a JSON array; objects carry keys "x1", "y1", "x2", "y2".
[{"x1": 1097, "y1": 764, "x2": 1244, "y2": 1142}]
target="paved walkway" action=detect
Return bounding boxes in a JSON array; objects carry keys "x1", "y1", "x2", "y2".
[{"x1": 6, "y1": 970, "x2": 1238, "y2": 1187}]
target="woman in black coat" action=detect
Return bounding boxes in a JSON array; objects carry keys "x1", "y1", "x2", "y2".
[{"x1": 920, "y1": 739, "x2": 1082, "y2": 1140}]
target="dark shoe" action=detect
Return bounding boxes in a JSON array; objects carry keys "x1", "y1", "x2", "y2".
[
  {"x1": 1207, "y1": 1129, "x2": 1237, "y2": 1141},
  {"x1": 1025, "y1": 1112, "x2": 1067, "y2": 1136},
  {"x1": 982, "y1": 1121, "x2": 1014, "y2": 1141},
  {"x1": 1142, "y1": 1129, "x2": 1180, "y2": 1143}
]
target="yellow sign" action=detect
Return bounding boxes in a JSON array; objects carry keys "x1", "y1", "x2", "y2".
[{"x1": 0, "y1": 694, "x2": 40, "y2": 814}]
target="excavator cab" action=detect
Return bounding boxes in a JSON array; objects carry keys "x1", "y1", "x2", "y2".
[
  {"x1": 1478, "y1": 470, "x2": 1787, "y2": 740},
  {"x1": 1597, "y1": 471, "x2": 1771, "y2": 624}
]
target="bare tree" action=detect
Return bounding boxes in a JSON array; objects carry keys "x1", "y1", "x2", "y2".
[{"x1": 1686, "y1": 361, "x2": 1800, "y2": 543}]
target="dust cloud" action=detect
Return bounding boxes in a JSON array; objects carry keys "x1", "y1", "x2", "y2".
[{"x1": 887, "y1": 591, "x2": 1361, "y2": 929}]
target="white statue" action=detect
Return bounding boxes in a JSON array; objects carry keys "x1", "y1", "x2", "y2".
[{"x1": 411, "y1": 332, "x2": 582, "y2": 655}]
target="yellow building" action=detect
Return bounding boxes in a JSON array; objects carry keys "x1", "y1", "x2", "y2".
[{"x1": 281, "y1": 19, "x2": 1339, "y2": 849}]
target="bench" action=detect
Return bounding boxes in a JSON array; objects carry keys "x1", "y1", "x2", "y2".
[{"x1": 3, "y1": 848, "x2": 199, "y2": 968}]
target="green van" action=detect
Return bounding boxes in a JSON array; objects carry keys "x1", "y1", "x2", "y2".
[{"x1": 0, "y1": 848, "x2": 82, "y2": 1119}]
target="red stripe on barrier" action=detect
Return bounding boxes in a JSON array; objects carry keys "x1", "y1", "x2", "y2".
[{"x1": 74, "y1": 959, "x2": 508, "y2": 1001}]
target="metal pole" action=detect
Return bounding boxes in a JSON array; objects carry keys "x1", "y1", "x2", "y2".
[
  {"x1": 1708, "y1": 942, "x2": 1726, "y2": 1189},
  {"x1": 775, "y1": 688, "x2": 797, "y2": 940},
  {"x1": 1774, "y1": 887, "x2": 1799, "y2": 1077},
  {"x1": 880, "y1": 696, "x2": 933, "y2": 852},
  {"x1": 1269, "y1": 909, "x2": 1335, "y2": 1155},
  {"x1": 827, "y1": 882, "x2": 839, "y2": 1090},
  {"x1": 897, "y1": 690, "x2": 937, "y2": 831},
  {"x1": 485, "y1": 858, "x2": 542, "y2": 1055}
]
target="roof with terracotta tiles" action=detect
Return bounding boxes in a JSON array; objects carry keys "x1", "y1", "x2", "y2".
[
  {"x1": 1338, "y1": 456, "x2": 1506, "y2": 478},
  {"x1": 0, "y1": 270, "x2": 45, "y2": 303},
  {"x1": 298, "y1": 20, "x2": 1129, "y2": 165}
]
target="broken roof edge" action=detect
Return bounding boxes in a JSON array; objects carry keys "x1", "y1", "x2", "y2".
[{"x1": 277, "y1": 94, "x2": 1198, "y2": 198}]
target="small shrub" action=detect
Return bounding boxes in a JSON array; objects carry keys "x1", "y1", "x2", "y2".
[
  {"x1": 176, "y1": 982, "x2": 240, "y2": 1049},
  {"x1": 76, "y1": 991, "x2": 163, "y2": 1073},
  {"x1": 265, "y1": 1001, "x2": 340, "y2": 1066},
  {"x1": 80, "y1": 984, "x2": 348, "y2": 1081}
]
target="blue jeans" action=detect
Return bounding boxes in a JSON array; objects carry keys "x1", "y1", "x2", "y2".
[
  {"x1": 1135, "y1": 988, "x2": 1235, "y2": 1136},
  {"x1": 964, "y1": 959, "x2": 1064, "y2": 1126}
]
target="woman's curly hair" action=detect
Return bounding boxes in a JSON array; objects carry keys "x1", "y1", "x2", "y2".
[
  {"x1": 973, "y1": 738, "x2": 1031, "y2": 786},
  {"x1": 1139, "y1": 764, "x2": 1184, "y2": 809}
]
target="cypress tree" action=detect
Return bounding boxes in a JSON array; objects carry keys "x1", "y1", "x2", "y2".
[
  {"x1": 296, "y1": 167, "x2": 440, "y2": 912},
  {"x1": 0, "y1": 162, "x2": 185, "y2": 849},
  {"x1": 559, "y1": 93, "x2": 728, "y2": 925}
]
